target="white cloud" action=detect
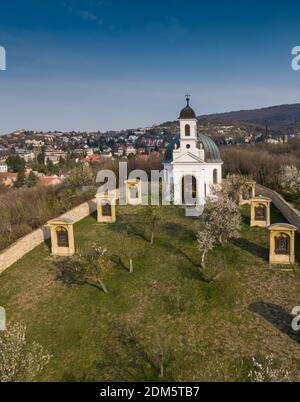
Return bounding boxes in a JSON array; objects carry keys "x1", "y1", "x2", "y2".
[{"x1": 79, "y1": 10, "x2": 103, "y2": 24}]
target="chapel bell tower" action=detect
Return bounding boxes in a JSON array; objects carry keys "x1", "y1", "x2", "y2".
[{"x1": 179, "y1": 94, "x2": 198, "y2": 153}]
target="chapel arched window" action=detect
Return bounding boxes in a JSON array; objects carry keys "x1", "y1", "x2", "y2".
[
  {"x1": 213, "y1": 169, "x2": 218, "y2": 184},
  {"x1": 56, "y1": 227, "x2": 69, "y2": 247},
  {"x1": 102, "y1": 201, "x2": 112, "y2": 217},
  {"x1": 255, "y1": 204, "x2": 266, "y2": 221},
  {"x1": 185, "y1": 124, "x2": 190, "y2": 136},
  {"x1": 275, "y1": 233, "x2": 290, "y2": 255}
]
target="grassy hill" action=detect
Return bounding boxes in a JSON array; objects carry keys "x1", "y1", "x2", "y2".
[
  {"x1": 158, "y1": 103, "x2": 300, "y2": 137},
  {"x1": 0, "y1": 204, "x2": 299, "y2": 381},
  {"x1": 200, "y1": 103, "x2": 300, "y2": 131}
]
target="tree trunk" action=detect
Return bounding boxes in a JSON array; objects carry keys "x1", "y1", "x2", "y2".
[
  {"x1": 201, "y1": 251, "x2": 206, "y2": 269},
  {"x1": 97, "y1": 277, "x2": 108, "y2": 293},
  {"x1": 160, "y1": 362, "x2": 164, "y2": 378},
  {"x1": 150, "y1": 228, "x2": 154, "y2": 245},
  {"x1": 129, "y1": 258, "x2": 133, "y2": 273}
]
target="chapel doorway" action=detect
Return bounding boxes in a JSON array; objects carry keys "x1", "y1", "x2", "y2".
[{"x1": 181, "y1": 175, "x2": 197, "y2": 205}]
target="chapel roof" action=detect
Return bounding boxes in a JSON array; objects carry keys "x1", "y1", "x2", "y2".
[
  {"x1": 163, "y1": 133, "x2": 223, "y2": 164},
  {"x1": 178, "y1": 95, "x2": 197, "y2": 119}
]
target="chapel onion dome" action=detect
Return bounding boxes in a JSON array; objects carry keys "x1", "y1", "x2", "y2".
[
  {"x1": 178, "y1": 95, "x2": 197, "y2": 119},
  {"x1": 163, "y1": 133, "x2": 223, "y2": 164}
]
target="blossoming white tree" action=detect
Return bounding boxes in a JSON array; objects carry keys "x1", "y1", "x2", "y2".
[
  {"x1": 0, "y1": 322, "x2": 51, "y2": 382},
  {"x1": 202, "y1": 194, "x2": 241, "y2": 245},
  {"x1": 196, "y1": 189, "x2": 241, "y2": 271},
  {"x1": 196, "y1": 227, "x2": 216, "y2": 269},
  {"x1": 279, "y1": 165, "x2": 300, "y2": 195},
  {"x1": 248, "y1": 354, "x2": 291, "y2": 382}
]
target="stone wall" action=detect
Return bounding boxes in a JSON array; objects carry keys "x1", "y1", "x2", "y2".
[
  {"x1": 0, "y1": 198, "x2": 96, "y2": 274},
  {"x1": 256, "y1": 184, "x2": 300, "y2": 232}
]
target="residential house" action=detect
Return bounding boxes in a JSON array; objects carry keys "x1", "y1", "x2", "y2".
[
  {"x1": 16, "y1": 150, "x2": 35, "y2": 162},
  {"x1": 125, "y1": 145, "x2": 137, "y2": 156},
  {"x1": 44, "y1": 150, "x2": 66, "y2": 165},
  {"x1": 80, "y1": 154, "x2": 101, "y2": 164},
  {"x1": 0, "y1": 172, "x2": 17, "y2": 187},
  {"x1": 39, "y1": 175, "x2": 64, "y2": 187},
  {"x1": 0, "y1": 162, "x2": 8, "y2": 173}
]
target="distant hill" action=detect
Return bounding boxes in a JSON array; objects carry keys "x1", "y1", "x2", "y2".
[{"x1": 200, "y1": 103, "x2": 300, "y2": 130}]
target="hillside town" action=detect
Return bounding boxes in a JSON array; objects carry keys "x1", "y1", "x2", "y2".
[
  {"x1": 0, "y1": 126, "x2": 168, "y2": 187},
  {"x1": 1, "y1": 119, "x2": 299, "y2": 189}
]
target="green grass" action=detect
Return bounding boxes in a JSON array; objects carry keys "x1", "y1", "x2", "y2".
[{"x1": 0, "y1": 204, "x2": 299, "y2": 381}]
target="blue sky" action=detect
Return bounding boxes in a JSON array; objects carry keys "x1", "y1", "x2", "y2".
[{"x1": 0, "y1": 0, "x2": 300, "y2": 133}]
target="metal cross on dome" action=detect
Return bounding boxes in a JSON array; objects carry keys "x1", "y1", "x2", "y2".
[{"x1": 185, "y1": 93, "x2": 191, "y2": 106}]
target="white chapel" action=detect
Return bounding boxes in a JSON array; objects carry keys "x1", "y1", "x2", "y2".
[{"x1": 163, "y1": 96, "x2": 223, "y2": 207}]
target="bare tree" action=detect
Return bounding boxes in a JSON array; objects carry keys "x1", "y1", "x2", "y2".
[
  {"x1": 221, "y1": 173, "x2": 250, "y2": 202},
  {"x1": 65, "y1": 164, "x2": 94, "y2": 189},
  {"x1": 146, "y1": 324, "x2": 171, "y2": 378},
  {"x1": 143, "y1": 205, "x2": 163, "y2": 245},
  {"x1": 79, "y1": 242, "x2": 111, "y2": 293},
  {"x1": 100, "y1": 316, "x2": 174, "y2": 381},
  {"x1": 119, "y1": 240, "x2": 139, "y2": 274},
  {"x1": 221, "y1": 141, "x2": 300, "y2": 191},
  {"x1": 0, "y1": 321, "x2": 51, "y2": 382},
  {"x1": 112, "y1": 231, "x2": 143, "y2": 273},
  {"x1": 56, "y1": 242, "x2": 112, "y2": 293}
]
